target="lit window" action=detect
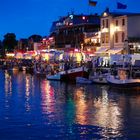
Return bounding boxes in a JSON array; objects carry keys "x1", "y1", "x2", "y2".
[
  {"x1": 102, "y1": 34, "x2": 105, "y2": 43},
  {"x1": 105, "y1": 34, "x2": 109, "y2": 43}
]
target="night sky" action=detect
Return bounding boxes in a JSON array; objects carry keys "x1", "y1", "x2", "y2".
[{"x1": 0, "y1": 0, "x2": 140, "y2": 40}]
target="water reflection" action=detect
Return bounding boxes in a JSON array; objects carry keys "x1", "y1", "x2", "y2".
[
  {"x1": 1, "y1": 70, "x2": 140, "y2": 139},
  {"x1": 4, "y1": 70, "x2": 12, "y2": 95},
  {"x1": 41, "y1": 80, "x2": 55, "y2": 114},
  {"x1": 74, "y1": 87, "x2": 87, "y2": 125},
  {"x1": 93, "y1": 86, "x2": 123, "y2": 130},
  {"x1": 40, "y1": 80, "x2": 123, "y2": 133}
]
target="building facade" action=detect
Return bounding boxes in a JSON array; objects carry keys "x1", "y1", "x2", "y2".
[
  {"x1": 50, "y1": 13, "x2": 100, "y2": 52},
  {"x1": 100, "y1": 9, "x2": 140, "y2": 55}
]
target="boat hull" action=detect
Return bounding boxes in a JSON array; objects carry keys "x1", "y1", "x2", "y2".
[
  {"x1": 107, "y1": 76, "x2": 140, "y2": 87},
  {"x1": 62, "y1": 67, "x2": 89, "y2": 81},
  {"x1": 47, "y1": 67, "x2": 89, "y2": 81},
  {"x1": 76, "y1": 77, "x2": 92, "y2": 84},
  {"x1": 47, "y1": 74, "x2": 61, "y2": 81}
]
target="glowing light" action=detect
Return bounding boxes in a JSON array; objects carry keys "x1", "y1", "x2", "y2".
[
  {"x1": 76, "y1": 53, "x2": 82, "y2": 62},
  {"x1": 110, "y1": 24, "x2": 115, "y2": 35},
  {"x1": 82, "y1": 16, "x2": 86, "y2": 20},
  {"x1": 6, "y1": 53, "x2": 14, "y2": 57},
  {"x1": 59, "y1": 54, "x2": 63, "y2": 60},
  {"x1": 103, "y1": 12, "x2": 107, "y2": 17},
  {"x1": 69, "y1": 15, "x2": 73, "y2": 19},
  {"x1": 69, "y1": 23, "x2": 73, "y2": 26},
  {"x1": 115, "y1": 26, "x2": 120, "y2": 31},
  {"x1": 74, "y1": 49, "x2": 79, "y2": 52},
  {"x1": 101, "y1": 28, "x2": 109, "y2": 33}
]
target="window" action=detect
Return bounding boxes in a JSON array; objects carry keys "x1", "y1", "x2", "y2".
[
  {"x1": 116, "y1": 20, "x2": 118, "y2": 26},
  {"x1": 106, "y1": 19, "x2": 109, "y2": 28},
  {"x1": 102, "y1": 20, "x2": 105, "y2": 28},
  {"x1": 122, "y1": 19, "x2": 125, "y2": 26},
  {"x1": 105, "y1": 34, "x2": 109, "y2": 43},
  {"x1": 122, "y1": 32, "x2": 125, "y2": 42},
  {"x1": 102, "y1": 34, "x2": 105, "y2": 43},
  {"x1": 115, "y1": 33, "x2": 118, "y2": 43}
]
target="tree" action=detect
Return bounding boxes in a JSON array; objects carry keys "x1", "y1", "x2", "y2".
[
  {"x1": 28, "y1": 34, "x2": 42, "y2": 42},
  {"x1": 3, "y1": 33, "x2": 17, "y2": 52}
]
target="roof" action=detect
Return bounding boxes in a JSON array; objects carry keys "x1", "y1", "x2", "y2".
[
  {"x1": 101, "y1": 8, "x2": 140, "y2": 18},
  {"x1": 109, "y1": 12, "x2": 140, "y2": 17},
  {"x1": 128, "y1": 37, "x2": 140, "y2": 43}
]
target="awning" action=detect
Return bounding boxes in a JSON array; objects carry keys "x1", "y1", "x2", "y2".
[
  {"x1": 107, "y1": 47, "x2": 123, "y2": 54},
  {"x1": 95, "y1": 47, "x2": 108, "y2": 53}
]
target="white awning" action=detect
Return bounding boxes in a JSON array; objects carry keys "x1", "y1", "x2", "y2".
[
  {"x1": 95, "y1": 47, "x2": 108, "y2": 53},
  {"x1": 107, "y1": 47, "x2": 123, "y2": 54}
]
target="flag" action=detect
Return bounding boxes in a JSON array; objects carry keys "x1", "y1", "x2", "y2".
[
  {"x1": 89, "y1": 0, "x2": 97, "y2": 6},
  {"x1": 117, "y1": 2, "x2": 127, "y2": 9}
]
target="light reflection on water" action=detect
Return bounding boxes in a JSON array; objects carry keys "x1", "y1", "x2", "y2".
[{"x1": 0, "y1": 70, "x2": 140, "y2": 139}]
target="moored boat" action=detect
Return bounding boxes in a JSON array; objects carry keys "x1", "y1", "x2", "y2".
[
  {"x1": 76, "y1": 77, "x2": 92, "y2": 84},
  {"x1": 47, "y1": 71, "x2": 65, "y2": 80},
  {"x1": 47, "y1": 66, "x2": 89, "y2": 81},
  {"x1": 89, "y1": 70, "x2": 110, "y2": 84},
  {"x1": 106, "y1": 68, "x2": 140, "y2": 87}
]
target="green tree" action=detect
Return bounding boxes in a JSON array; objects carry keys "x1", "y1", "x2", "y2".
[{"x1": 3, "y1": 33, "x2": 17, "y2": 52}]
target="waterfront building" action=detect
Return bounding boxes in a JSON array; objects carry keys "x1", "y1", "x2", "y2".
[
  {"x1": 99, "y1": 8, "x2": 140, "y2": 55},
  {"x1": 50, "y1": 13, "x2": 100, "y2": 53}
]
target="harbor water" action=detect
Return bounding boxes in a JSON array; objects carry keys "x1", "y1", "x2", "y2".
[{"x1": 0, "y1": 70, "x2": 140, "y2": 139}]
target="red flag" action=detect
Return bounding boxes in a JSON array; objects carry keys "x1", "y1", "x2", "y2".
[{"x1": 89, "y1": 0, "x2": 97, "y2": 6}]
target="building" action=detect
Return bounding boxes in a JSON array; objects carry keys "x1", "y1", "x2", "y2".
[
  {"x1": 50, "y1": 13, "x2": 100, "y2": 52},
  {"x1": 17, "y1": 39, "x2": 28, "y2": 51},
  {"x1": 99, "y1": 8, "x2": 140, "y2": 55}
]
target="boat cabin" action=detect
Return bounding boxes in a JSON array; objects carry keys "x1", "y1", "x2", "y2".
[{"x1": 118, "y1": 68, "x2": 129, "y2": 80}]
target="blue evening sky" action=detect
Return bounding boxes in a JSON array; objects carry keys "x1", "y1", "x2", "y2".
[{"x1": 0, "y1": 0, "x2": 140, "y2": 40}]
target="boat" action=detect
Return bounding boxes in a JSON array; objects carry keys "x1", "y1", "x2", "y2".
[
  {"x1": 106, "y1": 68, "x2": 140, "y2": 87},
  {"x1": 34, "y1": 62, "x2": 46, "y2": 76},
  {"x1": 65, "y1": 66, "x2": 89, "y2": 81},
  {"x1": 76, "y1": 77, "x2": 92, "y2": 84},
  {"x1": 89, "y1": 73, "x2": 109, "y2": 84},
  {"x1": 89, "y1": 69, "x2": 110, "y2": 84},
  {"x1": 47, "y1": 71, "x2": 65, "y2": 80},
  {"x1": 47, "y1": 66, "x2": 89, "y2": 81}
]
